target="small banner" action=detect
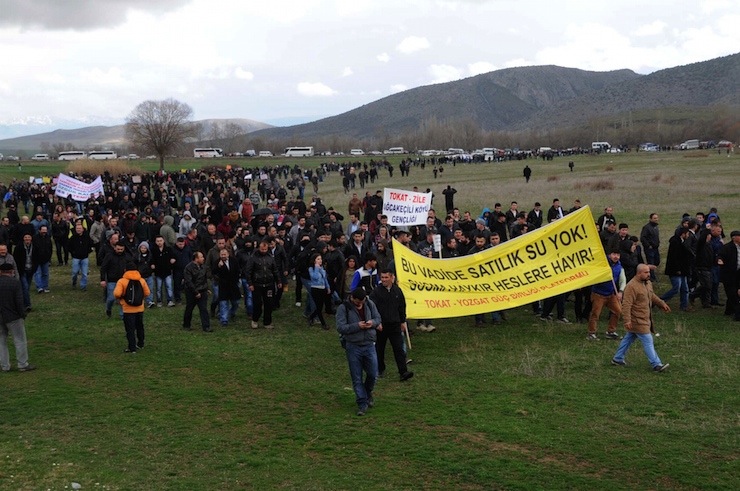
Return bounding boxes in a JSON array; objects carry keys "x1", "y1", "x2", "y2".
[
  {"x1": 393, "y1": 206, "x2": 611, "y2": 319},
  {"x1": 382, "y1": 187, "x2": 433, "y2": 226},
  {"x1": 54, "y1": 173, "x2": 105, "y2": 201}
]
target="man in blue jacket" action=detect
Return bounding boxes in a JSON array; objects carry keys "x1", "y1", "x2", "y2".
[
  {"x1": 336, "y1": 288, "x2": 382, "y2": 416},
  {"x1": 587, "y1": 249, "x2": 625, "y2": 340}
]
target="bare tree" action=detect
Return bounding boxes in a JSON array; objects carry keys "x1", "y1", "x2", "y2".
[{"x1": 125, "y1": 98, "x2": 199, "y2": 171}]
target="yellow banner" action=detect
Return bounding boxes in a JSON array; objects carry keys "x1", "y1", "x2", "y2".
[{"x1": 392, "y1": 206, "x2": 612, "y2": 319}]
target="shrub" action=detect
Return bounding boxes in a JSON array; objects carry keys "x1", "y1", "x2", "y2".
[{"x1": 66, "y1": 160, "x2": 144, "y2": 176}]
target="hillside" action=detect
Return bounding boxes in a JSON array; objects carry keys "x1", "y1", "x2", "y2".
[
  {"x1": 251, "y1": 66, "x2": 641, "y2": 140},
  {"x1": 0, "y1": 118, "x2": 272, "y2": 153},
  {"x1": 518, "y1": 53, "x2": 740, "y2": 131}
]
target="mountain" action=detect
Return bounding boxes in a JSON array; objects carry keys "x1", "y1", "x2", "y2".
[
  {"x1": 250, "y1": 53, "x2": 738, "y2": 140},
  {"x1": 0, "y1": 118, "x2": 273, "y2": 153}
]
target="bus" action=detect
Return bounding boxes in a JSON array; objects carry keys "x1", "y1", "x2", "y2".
[
  {"x1": 88, "y1": 151, "x2": 118, "y2": 160},
  {"x1": 283, "y1": 146, "x2": 314, "y2": 157},
  {"x1": 193, "y1": 148, "x2": 224, "y2": 158},
  {"x1": 58, "y1": 151, "x2": 87, "y2": 161}
]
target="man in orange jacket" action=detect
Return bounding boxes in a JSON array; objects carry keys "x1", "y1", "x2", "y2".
[{"x1": 114, "y1": 262, "x2": 151, "y2": 353}]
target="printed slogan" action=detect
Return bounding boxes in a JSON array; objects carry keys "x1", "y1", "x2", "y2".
[
  {"x1": 383, "y1": 187, "x2": 433, "y2": 226},
  {"x1": 393, "y1": 206, "x2": 612, "y2": 319}
]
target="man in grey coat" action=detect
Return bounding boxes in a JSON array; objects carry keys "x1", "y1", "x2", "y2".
[
  {"x1": 336, "y1": 288, "x2": 382, "y2": 416},
  {"x1": 0, "y1": 263, "x2": 36, "y2": 372}
]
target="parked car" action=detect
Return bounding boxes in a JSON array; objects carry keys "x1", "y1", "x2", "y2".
[
  {"x1": 5, "y1": 155, "x2": 19, "y2": 161},
  {"x1": 717, "y1": 140, "x2": 734, "y2": 148}
]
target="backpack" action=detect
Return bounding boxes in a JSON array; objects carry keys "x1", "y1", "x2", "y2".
[{"x1": 124, "y1": 279, "x2": 144, "y2": 306}]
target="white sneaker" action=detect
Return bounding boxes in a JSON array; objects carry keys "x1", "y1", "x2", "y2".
[
  {"x1": 425, "y1": 324, "x2": 437, "y2": 332},
  {"x1": 417, "y1": 325, "x2": 430, "y2": 332},
  {"x1": 264, "y1": 324, "x2": 274, "y2": 330},
  {"x1": 167, "y1": 301, "x2": 176, "y2": 307},
  {"x1": 557, "y1": 317, "x2": 571, "y2": 324},
  {"x1": 251, "y1": 321, "x2": 259, "y2": 329},
  {"x1": 295, "y1": 302, "x2": 301, "y2": 307},
  {"x1": 586, "y1": 333, "x2": 598, "y2": 340}
]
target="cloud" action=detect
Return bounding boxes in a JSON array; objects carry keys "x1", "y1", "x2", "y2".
[
  {"x1": 234, "y1": 67, "x2": 254, "y2": 80},
  {"x1": 468, "y1": 61, "x2": 497, "y2": 76},
  {"x1": 0, "y1": 0, "x2": 190, "y2": 30},
  {"x1": 377, "y1": 52, "x2": 390, "y2": 63},
  {"x1": 390, "y1": 84, "x2": 408, "y2": 93},
  {"x1": 396, "y1": 36, "x2": 430, "y2": 54},
  {"x1": 342, "y1": 67, "x2": 354, "y2": 77},
  {"x1": 632, "y1": 20, "x2": 667, "y2": 37},
  {"x1": 428, "y1": 64, "x2": 462, "y2": 84},
  {"x1": 503, "y1": 58, "x2": 536, "y2": 69},
  {"x1": 297, "y1": 82, "x2": 337, "y2": 97}
]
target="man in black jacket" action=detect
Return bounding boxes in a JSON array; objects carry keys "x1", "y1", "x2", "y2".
[
  {"x1": 0, "y1": 263, "x2": 36, "y2": 372},
  {"x1": 182, "y1": 251, "x2": 210, "y2": 332},
  {"x1": 32, "y1": 225, "x2": 53, "y2": 293},
  {"x1": 12, "y1": 233, "x2": 35, "y2": 311},
  {"x1": 369, "y1": 269, "x2": 413, "y2": 382},
  {"x1": 68, "y1": 222, "x2": 92, "y2": 291},
  {"x1": 246, "y1": 239, "x2": 281, "y2": 329},
  {"x1": 100, "y1": 242, "x2": 131, "y2": 318},
  {"x1": 718, "y1": 230, "x2": 740, "y2": 319}
]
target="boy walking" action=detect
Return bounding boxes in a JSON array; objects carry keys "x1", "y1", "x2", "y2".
[{"x1": 114, "y1": 262, "x2": 151, "y2": 353}]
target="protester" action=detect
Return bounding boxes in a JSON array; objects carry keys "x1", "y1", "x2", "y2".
[
  {"x1": 0, "y1": 263, "x2": 35, "y2": 372},
  {"x1": 214, "y1": 248, "x2": 241, "y2": 327},
  {"x1": 246, "y1": 239, "x2": 281, "y2": 329},
  {"x1": 114, "y1": 262, "x2": 151, "y2": 353},
  {"x1": 336, "y1": 287, "x2": 382, "y2": 416},
  {"x1": 369, "y1": 270, "x2": 414, "y2": 382},
  {"x1": 182, "y1": 251, "x2": 211, "y2": 332},
  {"x1": 611, "y1": 264, "x2": 671, "y2": 371},
  {"x1": 587, "y1": 249, "x2": 625, "y2": 340}
]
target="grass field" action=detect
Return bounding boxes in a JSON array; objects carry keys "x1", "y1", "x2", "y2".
[{"x1": 1, "y1": 151, "x2": 738, "y2": 490}]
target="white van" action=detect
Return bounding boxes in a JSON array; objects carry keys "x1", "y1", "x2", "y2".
[
  {"x1": 258, "y1": 151, "x2": 273, "y2": 157},
  {"x1": 32, "y1": 153, "x2": 50, "y2": 161},
  {"x1": 679, "y1": 139, "x2": 699, "y2": 150},
  {"x1": 350, "y1": 149, "x2": 365, "y2": 156}
]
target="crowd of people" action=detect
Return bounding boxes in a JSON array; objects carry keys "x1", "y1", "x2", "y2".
[{"x1": 0, "y1": 162, "x2": 737, "y2": 413}]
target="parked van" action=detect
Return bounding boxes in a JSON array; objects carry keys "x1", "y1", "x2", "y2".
[
  {"x1": 350, "y1": 149, "x2": 365, "y2": 156},
  {"x1": 679, "y1": 139, "x2": 700, "y2": 150},
  {"x1": 31, "y1": 153, "x2": 50, "y2": 161},
  {"x1": 591, "y1": 142, "x2": 611, "y2": 152},
  {"x1": 258, "y1": 151, "x2": 273, "y2": 157}
]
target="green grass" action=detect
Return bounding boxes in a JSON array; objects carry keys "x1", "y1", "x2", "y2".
[{"x1": 0, "y1": 151, "x2": 738, "y2": 490}]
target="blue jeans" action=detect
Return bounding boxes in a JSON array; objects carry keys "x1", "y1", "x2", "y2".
[
  {"x1": 613, "y1": 332, "x2": 662, "y2": 368},
  {"x1": 154, "y1": 275, "x2": 173, "y2": 303},
  {"x1": 20, "y1": 270, "x2": 32, "y2": 309},
  {"x1": 34, "y1": 261, "x2": 50, "y2": 291},
  {"x1": 300, "y1": 277, "x2": 316, "y2": 316},
  {"x1": 219, "y1": 299, "x2": 240, "y2": 325},
  {"x1": 144, "y1": 276, "x2": 155, "y2": 305},
  {"x1": 240, "y1": 279, "x2": 254, "y2": 315},
  {"x1": 106, "y1": 282, "x2": 122, "y2": 318},
  {"x1": 345, "y1": 342, "x2": 378, "y2": 408},
  {"x1": 645, "y1": 248, "x2": 660, "y2": 280},
  {"x1": 661, "y1": 275, "x2": 688, "y2": 310},
  {"x1": 71, "y1": 257, "x2": 89, "y2": 289}
]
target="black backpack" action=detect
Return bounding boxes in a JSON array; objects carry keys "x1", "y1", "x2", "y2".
[{"x1": 125, "y1": 279, "x2": 144, "y2": 306}]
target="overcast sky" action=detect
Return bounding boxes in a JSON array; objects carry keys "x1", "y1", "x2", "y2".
[{"x1": 1, "y1": 0, "x2": 738, "y2": 131}]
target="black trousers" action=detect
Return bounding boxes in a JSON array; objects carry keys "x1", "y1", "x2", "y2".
[
  {"x1": 376, "y1": 323, "x2": 407, "y2": 376},
  {"x1": 183, "y1": 290, "x2": 210, "y2": 330},
  {"x1": 253, "y1": 284, "x2": 275, "y2": 325},
  {"x1": 309, "y1": 287, "x2": 328, "y2": 327},
  {"x1": 123, "y1": 312, "x2": 145, "y2": 351}
]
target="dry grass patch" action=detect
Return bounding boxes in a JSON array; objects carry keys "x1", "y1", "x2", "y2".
[
  {"x1": 66, "y1": 159, "x2": 144, "y2": 176},
  {"x1": 573, "y1": 179, "x2": 615, "y2": 191},
  {"x1": 546, "y1": 175, "x2": 559, "y2": 182},
  {"x1": 604, "y1": 165, "x2": 614, "y2": 171}
]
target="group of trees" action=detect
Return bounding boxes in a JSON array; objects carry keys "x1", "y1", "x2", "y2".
[{"x1": 121, "y1": 98, "x2": 738, "y2": 168}]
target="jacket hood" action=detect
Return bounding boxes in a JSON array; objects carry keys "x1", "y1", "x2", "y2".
[
  {"x1": 164, "y1": 215, "x2": 175, "y2": 226},
  {"x1": 123, "y1": 269, "x2": 143, "y2": 281}
]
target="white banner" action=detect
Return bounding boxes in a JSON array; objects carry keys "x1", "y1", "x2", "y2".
[
  {"x1": 382, "y1": 187, "x2": 433, "y2": 226},
  {"x1": 55, "y1": 173, "x2": 105, "y2": 201}
]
